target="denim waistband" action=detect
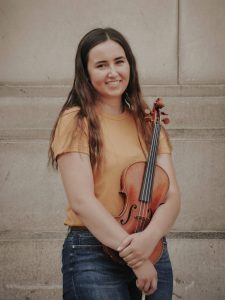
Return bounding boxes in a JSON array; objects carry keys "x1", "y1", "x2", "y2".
[
  {"x1": 69, "y1": 226, "x2": 88, "y2": 231},
  {"x1": 67, "y1": 227, "x2": 167, "y2": 245},
  {"x1": 66, "y1": 227, "x2": 101, "y2": 245}
]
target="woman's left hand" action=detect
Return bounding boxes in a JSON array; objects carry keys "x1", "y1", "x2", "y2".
[{"x1": 117, "y1": 231, "x2": 158, "y2": 268}]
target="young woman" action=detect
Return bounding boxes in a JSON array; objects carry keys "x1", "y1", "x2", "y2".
[{"x1": 49, "y1": 27, "x2": 180, "y2": 300}]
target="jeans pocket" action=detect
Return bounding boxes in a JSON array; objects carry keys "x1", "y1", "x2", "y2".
[{"x1": 62, "y1": 236, "x2": 78, "y2": 274}]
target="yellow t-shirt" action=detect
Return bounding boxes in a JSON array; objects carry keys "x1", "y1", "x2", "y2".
[{"x1": 51, "y1": 106, "x2": 172, "y2": 226}]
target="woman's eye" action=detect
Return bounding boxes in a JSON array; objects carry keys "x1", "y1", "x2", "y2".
[
  {"x1": 116, "y1": 60, "x2": 124, "y2": 64},
  {"x1": 97, "y1": 64, "x2": 106, "y2": 69}
]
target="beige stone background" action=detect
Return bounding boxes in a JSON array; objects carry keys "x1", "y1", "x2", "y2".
[{"x1": 0, "y1": 0, "x2": 225, "y2": 299}]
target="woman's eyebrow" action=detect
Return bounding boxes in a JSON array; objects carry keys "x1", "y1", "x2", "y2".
[
  {"x1": 115, "y1": 56, "x2": 126, "y2": 61},
  {"x1": 95, "y1": 60, "x2": 107, "y2": 65},
  {"x1": 95, "y1": 56, "x2": 126, "y2": 65}
]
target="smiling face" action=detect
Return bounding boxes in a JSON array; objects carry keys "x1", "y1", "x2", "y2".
[{"x1": 87, "y1": 40, "x2": 130, "y2": 105}]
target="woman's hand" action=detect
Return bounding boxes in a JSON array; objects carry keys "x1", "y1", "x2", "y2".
[
  {"x1": 117, "y1": 231, "x2": 158, "y2": 268},
  {"x1": 133, "y1": 259, "x2": 158, "y2": 295}
]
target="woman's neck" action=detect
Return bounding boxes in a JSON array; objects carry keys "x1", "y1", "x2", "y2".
[{"x1": 97, "y1": 97, "x2": 124, "y2": 115}]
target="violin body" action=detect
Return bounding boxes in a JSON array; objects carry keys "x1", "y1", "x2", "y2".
[
  {"x1": 119, "y1": 161, "x2": 169, "y2": 230},
  {"x1": 119, "y1": 161, "x2": 169, "y2": 263},
  {"x1": 103, "y1": 161, "x2": 169, "y2": 265}
]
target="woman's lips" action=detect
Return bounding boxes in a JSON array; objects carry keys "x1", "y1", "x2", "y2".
[{"x1": 105, "y1": 80, "x2": 121, "y2": 87}]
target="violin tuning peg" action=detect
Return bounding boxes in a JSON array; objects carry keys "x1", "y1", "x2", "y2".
[
  {"x1": 144, "y1": 115, "x2": 152, "y2": 123},
  {"x1": 144, "y1": 108, "x2": 151, "y2": 115},
  {"x1": 155, "y1": 98, "x2": 164, "y2": 108},
  {"x1": 162, "y1": 118, "x2": 170, "y2": 124}
]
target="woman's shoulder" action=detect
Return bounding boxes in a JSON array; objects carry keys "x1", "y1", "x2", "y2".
[
  {"x1": 51, "y1": 106, "x2": 89, "y2": 160},
  {"x1": 56, "y1": 106, "x2": 89, "y2": 134},
  {"x1": 58, "y1": 106, "x2": 86, "y2": 128},
  {"x1": 60, "y1": 106, "x2": 81, "y2": 119}
]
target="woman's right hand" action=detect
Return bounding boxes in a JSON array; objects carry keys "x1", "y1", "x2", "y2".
[{"x1": 133, "y1": 260, "x2": 158, "y2": 295}]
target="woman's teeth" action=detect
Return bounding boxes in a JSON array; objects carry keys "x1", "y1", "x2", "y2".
[{"x1": 106, "y1": 80, "x2": 120, "y2": 87}]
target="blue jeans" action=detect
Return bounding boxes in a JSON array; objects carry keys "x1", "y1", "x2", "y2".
[{"x1": 62, "y1": 229, "x2": 173, "y2": 300}]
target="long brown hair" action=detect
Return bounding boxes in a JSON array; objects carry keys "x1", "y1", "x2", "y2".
[{"x1": 48, "y1": 27, "x2": 151, "y2": 170}]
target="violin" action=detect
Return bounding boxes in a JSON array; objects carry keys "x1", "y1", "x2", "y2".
[{"x1": 103, "y1": 98, "x2": 170, "y2": 265}]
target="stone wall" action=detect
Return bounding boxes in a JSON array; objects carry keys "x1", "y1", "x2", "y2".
[{"x1": 0, "y1": 1, "x2": 224, "y2": 299}]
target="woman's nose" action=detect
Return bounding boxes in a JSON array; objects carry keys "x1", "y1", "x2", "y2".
[{"x1": 107, "y1": 65, "x2": 117, "y2": 76}]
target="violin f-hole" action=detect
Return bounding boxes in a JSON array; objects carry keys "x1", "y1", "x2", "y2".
[{"x1": 120, "y1": 204, "x2": 137, "y2": 225}]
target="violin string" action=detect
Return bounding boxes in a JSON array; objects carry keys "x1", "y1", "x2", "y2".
[
  {"x1": 142, "y1": 125, "x2": 159, "y2": 231},
  {"x1": 136, "y1": 123, "x2": 158, "y2": 232},
  {"x1": 147, "y1": 123, "x2": 161, "y2": 200},
  {"x1": 146, "y1": 123, "x2": 160, "y2": 199},
  {"x1": 141, "y1": 123, "x2": 160, "y2": 231},
  {"x1": 136, "y1": 127, "x2": 156, "y2": 232},
  {"x1": 136, "y1": 123, "x2": 160, "y2": 232},
  {"x1": 140, "y1": 123, "x2": 158, "y2": 200},
  {"x1": 139, "y1": 127, "x2": 158, "y2": 232},
  {"x1": 138, "y1": 123, "x2": 160, "y2": 232}
]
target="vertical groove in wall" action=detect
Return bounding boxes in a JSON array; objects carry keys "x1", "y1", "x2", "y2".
[{"x1": 177, "y1": 0, "x2": 180, "y2": 85}]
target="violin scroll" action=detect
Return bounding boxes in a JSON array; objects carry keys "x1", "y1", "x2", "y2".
[
  {"x1": 155, "y1": 97, "x2": 164, "y2": 109},
  {"x1": 145, "y1": 98, "x2": 170, "y2": 125},
  {"x1": 156, "y1": 99, "x2": 170, "y2": 125}
]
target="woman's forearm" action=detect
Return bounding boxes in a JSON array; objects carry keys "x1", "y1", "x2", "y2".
[
  {"x1": 145, "y1": 153, "x2": 181, "y2": 244},
  {"x1": 144, "y1": 191, "x2": 181, "y2": 244},
  {"x1": 71, "y1": 195, "x2": 129, "y2": 250}
]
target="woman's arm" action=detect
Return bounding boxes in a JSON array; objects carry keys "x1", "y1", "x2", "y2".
[
  {"x1": 146, "y1": 153, "x2": 181, "y2": 235},
  {"x1": 58, "y1": 151, "x2": 158, "y2": 294},
  {"x1": 118, "y1": 153, "x2": 181, "y2": 267},
  {"x1": 58, "y1": 152, "x2": 129, "y2": 250}
]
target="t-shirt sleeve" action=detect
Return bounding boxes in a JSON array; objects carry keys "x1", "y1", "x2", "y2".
[
  {"x1": 158, "y1": 126, "x2": 172, "y2": 154},
  {"x1": 51, "y1": 107, "x2": 89, "y2": 160}
]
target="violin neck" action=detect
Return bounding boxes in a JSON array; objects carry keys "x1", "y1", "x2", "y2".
[{"x1": 139, "y1": 121, "x2": 161, "y2": 203}]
